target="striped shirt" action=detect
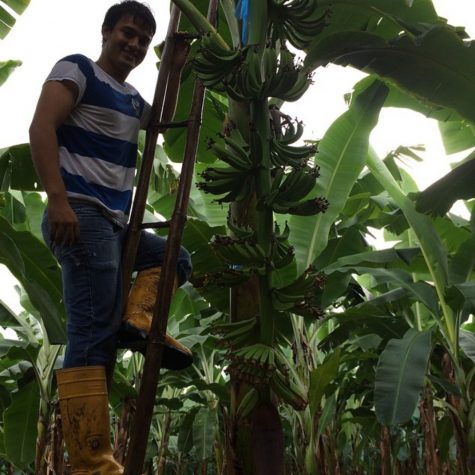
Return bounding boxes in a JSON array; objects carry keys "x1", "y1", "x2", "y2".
[{"x1": 46, "y1": 54, "x2": 150, "y2": 226}]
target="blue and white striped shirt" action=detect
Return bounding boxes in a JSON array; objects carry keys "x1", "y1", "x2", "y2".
[{"x1": 46, "y1": 54, "x2": 150, "y2": 226}]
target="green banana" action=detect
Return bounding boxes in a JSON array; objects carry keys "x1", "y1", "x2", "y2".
[
  {"x1": 245, "y1": 47, "x2": 264, "y2": 95},
  {"x1": 212, "y1": 237, "x2": 267, "y2": 267},
  {"x1": 270, "y1": 0, "x2": 329, "y2": 50},
  {"x1": 261, "y1": 46, "x2": 278, "y2": 83},
  {"x1": 227, "y1": 215, "x2": 255, "y2": 240},
  {"x1": 278, "y1": 197, "x2": 329, "y2": 216},
  {"x1": 272, "y1": 243, "x2": 295, "y2": 269},
  {"x1": 197, "y1": 176, "x2": 237, "y2": 195},
  {"x1": 281, "y1": 119, "x2": 304, "y2": 145},
  {"x1": 211, "y1": 269, "x2": 251, "y2": 288},
  {"x1": 208, "y1": 140, "x2": 253, "y2": 171},
  {"x1": 223, "y1": 136, "x2": 251, "y2": 167},
  {"x1": 272, "y1": 166, "x2": 319, "y2": 205},
  {"x1": 212, "y1": 317, "x2": 256, "y2": 337},
  {"x1": 279, "y1": 71, "x2": 311, "y2": 102}
]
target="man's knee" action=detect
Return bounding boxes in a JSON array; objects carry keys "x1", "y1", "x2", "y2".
[{"x1": 177, "y1": 246, "x2": 192, "y2": 285}]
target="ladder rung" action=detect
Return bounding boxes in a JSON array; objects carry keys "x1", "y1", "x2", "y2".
[
  {"x1": 140, "y1": 221, "x2": 171, "y2": 229},
  {"x1": 157, "y1": 120, "x2": 190, "y2": 129}
]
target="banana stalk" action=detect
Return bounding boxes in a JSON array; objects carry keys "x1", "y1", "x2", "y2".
[
  {"x1": 170, "y1": 0, "x2": 228, "y2": 48},
  {"x1": 250, "y1": 98, "x2": 275, "y2": 347}
]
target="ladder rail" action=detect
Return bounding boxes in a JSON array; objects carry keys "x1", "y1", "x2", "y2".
[
  {"x1": 120, "y1": 6, "x2": 181, "y2": 302},
  {"x1": 123, "y1": 1, "x2": 220, "y2": 473}
]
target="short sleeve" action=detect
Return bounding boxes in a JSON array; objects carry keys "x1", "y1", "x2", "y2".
[{"x1": 45, "y1": 57, "x2": 87, "y2": 106}]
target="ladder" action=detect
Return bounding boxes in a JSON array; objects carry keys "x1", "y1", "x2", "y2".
[{"x1": 122, "y1": 1, "x2": 219, "y2": 473}]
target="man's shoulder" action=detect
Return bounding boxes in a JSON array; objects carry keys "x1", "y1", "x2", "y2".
[{"x1": 56, "y1": 54, "x2": 91, "y2": 67}]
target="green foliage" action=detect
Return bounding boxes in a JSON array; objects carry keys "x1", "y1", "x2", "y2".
[
  {"x1": 374, "y1": 328, "x2": 432, "y2": 426},
  {"x1": 4, "y1": 381, "x2": 39, "y2": 469}
]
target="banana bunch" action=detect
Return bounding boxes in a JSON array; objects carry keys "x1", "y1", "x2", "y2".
[
  {"x1": 197, "y1": 165, "x2": 252, "y2": 203},
  {"x1": 269, "y1": 0, "x2": 329, "y2": 50},
  {"x1": 226, "y1": 344, "x2": 287, "y2": 385},
  {"x1": 274, "y1": 196, "x2": 329, "y2": 216},
  {"x1": 193, "y1": 33, "x2": 242, "y2": 89},
  {"x1": 211, "y1": 235, "x2": 267, "y2": 268},
  {"x1": 207, "y1": 137, "x2": 253, "y2": 172},
  {"x1": 209, "y1": 269, "x2": 252, "y2": 289},
  {"x1": 231, "y1": 47, "x2": 266, "y2": 100},
  {"x1": 280, "y1": 118, "x2": 305, "y2": 145},
  {"x1": 212, "y1": 317, "x2": 258, "y2": 348},
  {"x1": 197, "y1": 137, "x2": 256, "y2": 203},
  {"x1": 261, "y1": 47, "x2": 311, "y2": 102},
  {"x1": 269, "y1": 221, "x2": 295, "y2": 269},
  {"x1": 270, "y1": 367, "x2": 308, "y2": 411},
  {"x1": 221, "y1": 45, "x2": 311, "y2": 103},
  {"x1": 270, "y1": 137, "x2": 316, "y2": 168},
  {"x1": 271, "y1": 266, "x2": 325, "y2": 311},
  {"x1": 233, "y1": 347, "x2": 307, "y2": 413},
  {"x1": 266, "y1": 68, "x2": 312, "y2": 103},
  {"x1": 227, "y1": 214, "x2": 255, "y2": 240},
  {"x1": 264, "y1": 165, "x2": 319, "y2": 208}
]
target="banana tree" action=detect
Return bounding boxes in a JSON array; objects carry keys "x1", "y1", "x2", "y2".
[{"x1": 161, "y1": 0, "x2": 475, "y2": 473}]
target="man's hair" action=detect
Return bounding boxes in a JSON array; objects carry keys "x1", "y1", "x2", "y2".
[{"x1": 103, "y1": 1, "x2": 156, "y2": 35}]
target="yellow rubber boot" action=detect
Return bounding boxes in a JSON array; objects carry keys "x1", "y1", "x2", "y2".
[
  {"x1": 56, "y1": 366, "x2": 123, "y2": 475},
  {"x1": 121, "y1": 267, "x2": 193, "y2": 370}
]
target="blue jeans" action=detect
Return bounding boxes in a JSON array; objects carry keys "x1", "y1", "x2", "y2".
[{"x1": 41, "y1": 201, "x2": 192, "y2": 369}]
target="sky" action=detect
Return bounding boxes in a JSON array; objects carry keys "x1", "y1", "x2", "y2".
[{"x1": 0, "y1": 0, "x2": 474, "y2": 311}]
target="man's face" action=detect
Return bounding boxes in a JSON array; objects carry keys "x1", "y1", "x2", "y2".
[{"x1": 101, "y1": 15, "x2": 153, "y2": 76}]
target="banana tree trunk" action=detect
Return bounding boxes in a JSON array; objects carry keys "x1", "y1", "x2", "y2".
[
  {"x1": 380, "y1": 426, "x2": 392, "y2": 475},
  {"x1": 155, "y1": 411, "x2": 172, "y2": 475},
  {"x1": 442, "y1": 353, "x2": 469, "y2": 475},
  {"x1": 420, "y1": 387, "x2": 439, "y2": 475},
  {"x1": 52, "y1": 402, "x2": 65, "y2": 474},
  {"x1": 114, "y1": 397, "x2": 135, "y2": 464}
]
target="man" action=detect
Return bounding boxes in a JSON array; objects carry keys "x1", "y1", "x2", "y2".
[{"x1": 29, "y1": 2, "x2": 192, "y2": 472}]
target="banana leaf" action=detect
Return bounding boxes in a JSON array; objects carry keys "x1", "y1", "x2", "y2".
[
  {"x1": 309, "y1": 348, "x2": 340, "y2": 415},
  {"x1": 178, "y1": 408, "x2": 199, "y2": 452},
  {"x1": 192, "y1": 406, "x2": 218, "y2": 461},
  {"x1": 4, "y1": 381, "x2": 39, "y2": 469},
  {"x1": 181, "y1": 218, "x2": 226, "y2": 273},
  {"x1": 331, "y1": 265, "x2": 440, "y2": 318},
  {"x1": 352, "y1": 75, "x2": 463, "y2": 123},
  {"x1": 0, "y1": 216, "x2": 66, "y2": 343},
  {"x1": 289, "y1": 80, "x2": 388, "y2": 271},
  {"x1": 459, "y1": 329, "x2": 475, "y2": 364},
  {"x1": 416, "y1": 154, "x2": 475, "y2": 217},
  {"x1": 0, "y1": 59, "x2": 21, "y2": 87},
  {"x1": 438, "y1": 120, "x2": 475, "y2": 154},
  {"x1": 374, "y1": 328, "x2": 432, "y2": 426},
  {"x1": 322, "y1": 247, "x2": 421, "y2": 273},
  {"x1": 0, "y1": 144, "x2": 40, "y2": 191},
  {"x1": 305, "y1": 26, "x2": 475, "y2": 124},
  {"x1": 0, "y1": 0, "x2": 30, "y2": 39},
  {"x1": 367, "y1": 148, "x2": 450, "y2": 301},
  {"x1": 316, "y1": 0, "x2": 439, "y2": 41}
]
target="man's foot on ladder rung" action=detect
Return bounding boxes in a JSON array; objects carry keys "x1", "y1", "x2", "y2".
[{"x1": 117, "y1": 324, "x2": 193, "y2": 371}]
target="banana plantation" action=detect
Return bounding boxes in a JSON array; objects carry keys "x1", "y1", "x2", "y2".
[{"x1": 2, "y1": 0, "x2": 475, "y2": 473}]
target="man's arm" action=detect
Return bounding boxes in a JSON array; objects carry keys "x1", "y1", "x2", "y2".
[{"x1": 29, "y1": 80, "x2": 80, "y2": 245}]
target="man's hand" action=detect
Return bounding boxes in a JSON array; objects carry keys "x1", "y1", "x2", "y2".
[{"x1": 47, "y1": 196, "x2": 80, "y2": 246}]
